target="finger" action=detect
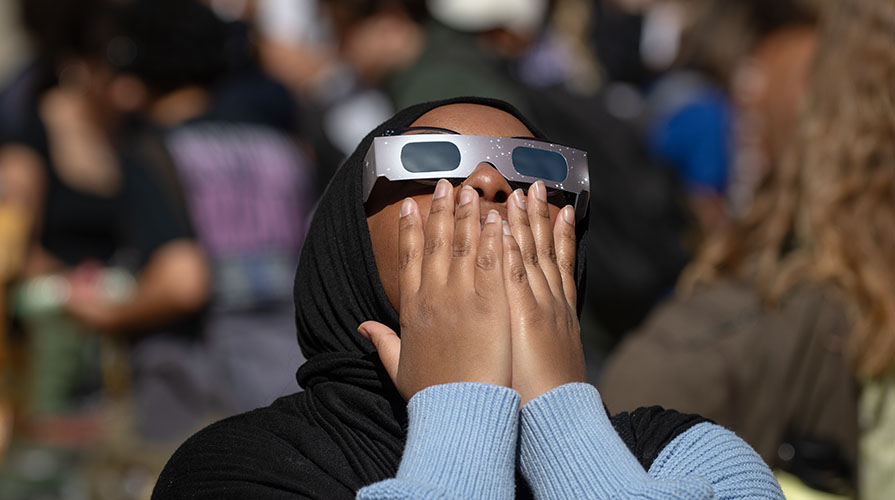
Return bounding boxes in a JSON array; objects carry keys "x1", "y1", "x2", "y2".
[
  {"x1": 528, "y1": 181, "x2": 563, "y2": 295},
  {"x1": 506, "y1": 187, "x2": 549, "y2": 295},
  {"x1": 397, "y1": 197, "x2": 424, "y2": 300},
  {"x1": 553, "y1": 205, "x2": 577, "y2": 309},
  {"x1": 358, "y1": 321, "x2": 401, "y2": 384},
  {"x1": 474, "y1": 210, "x2": 505, "y2": 300},
  {"x1": 449, "y1": 185, "x2": 481, "y2": 284},
  {"x1": 501, "y1": 220, "x2": 538, "y2": 311},
  {"x1": 421, "y1": 179, "x2": 455, "y2": 285}
]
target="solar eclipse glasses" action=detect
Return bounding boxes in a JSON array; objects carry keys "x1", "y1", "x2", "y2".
[{"x1": 362, "y1": 127, "x2": 590, "y2": 221}]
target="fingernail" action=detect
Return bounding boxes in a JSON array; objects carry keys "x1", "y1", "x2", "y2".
[
  {"x1": 357, "y1": 325, "x2": 370, "y2": 339},
  {"x1": 534, "y1": 181, "x2": 547, "y2": 202},
  {"x1": 513, "y1": 189, "x2": 526, "y2": 210},
  {"x1": 486, "y1": 209, "x2": 500, "y2": 225},
  {"x1": 433, "y1": 179, "x2": 450, "y2": 200},
  {"x1": 400, "y1": 198, "x2": 414, "y2": 217},
  {"x1": 502, "y1": 220, "x2": 512, "y2": 236},
  {"x1": 459, "y1": 185, "x2": 475, "y2": 206},
  {"x1": 562, "y1": 205, "x2": 575, "y2": 225}
]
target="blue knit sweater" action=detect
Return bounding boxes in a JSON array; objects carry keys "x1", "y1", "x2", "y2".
[{"x1": 357, "y1": 383, "x2": 783, "y2": 499}]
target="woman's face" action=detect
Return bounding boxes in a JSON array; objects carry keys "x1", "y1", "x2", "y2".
[{"x1": 366, "y1": 103, "x2": 563, "y2": 312}]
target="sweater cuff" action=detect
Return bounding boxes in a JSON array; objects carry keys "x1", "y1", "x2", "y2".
[
  {"x1": 396, "y1": 383, "x2": 520, "y2": 500},
  {"x1": 519, "y1": 383, "x2": 712, "y2": 499}
]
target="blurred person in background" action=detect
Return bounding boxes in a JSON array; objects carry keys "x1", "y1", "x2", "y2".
[
  {"x1": 641, "y1": 0, "x2": 818, "y2": 236},
  {"x1": 0, "y1": 0, "x2": 31, "y2": 135},
  {"x1": 0, "y1": 0, "x2": 209, "y2": 497},
  {"x1": 194, "y1": 0, "x2": 357, "y2": 198},
  {"x1": 600, "y1": 1, "x2": 895, "y2": 497},
  {"x1": 568, "y1": 0, "x2": 819, "y2": 358},
  {"x1": 0, "y1": 0, "x2": 33, "y2": 461},
  {"x1": 0, "y1": 1, "x2": 28, "y2": 84},
  {"x1": 590, "y1": 0, "x2": 817, "y2": 237},
  {"x1": 725, "y1": 2, "x2": 818, "y2": 219},
  {"x1": 637, "y1": 0, "x2": 739, "y2": 235},
  {"x1": 199, "y1": 0, "x2": 393, "y2": 193},
  {"x1": 252, "y1": 0, "x2": 394, "y2": 191},
  {"x1": 320, "y1": 0, "x2": 529, "y2": 111},
  {"x1": 0, "y1": 0, "x2": 207, "y2": 440},
  {"x1": 104, "y1": 0, "x2": 316, "y2": 430}
]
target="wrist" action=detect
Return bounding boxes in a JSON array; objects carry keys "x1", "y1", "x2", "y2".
[
  {"x1": 397, "y1": 383, "x2": 520, "y2": 499},
  {"x1": 519, "y1": 384, "x2": 652, "y2": 496}
]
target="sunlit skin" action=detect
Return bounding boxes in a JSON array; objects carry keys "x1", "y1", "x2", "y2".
[
  {"x1": 366, "y1": 103, "x2": 561, "y2": 313},
  {"x1": 362, "y1": 103, "x2": 585, "y2": 404}
]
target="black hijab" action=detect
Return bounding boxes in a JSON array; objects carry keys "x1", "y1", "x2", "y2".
[{"x1": 152, "y1": 97, "x2": 703, "y2": 500}]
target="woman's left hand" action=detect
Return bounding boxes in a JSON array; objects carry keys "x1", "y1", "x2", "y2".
[{"x1": 503, "y1": 182, "x2": 586, "y2": 405}]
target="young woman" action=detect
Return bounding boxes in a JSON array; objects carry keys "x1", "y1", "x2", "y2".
[
  {"x1": 0, "y1": 0, "x2": 207, "y2": 433},
  {"x1": 152, "y1": 97, "x2": 782, "y2": 499},
  {"x1": 601, "y1": 1, "x2": 894, "y2": 495}
]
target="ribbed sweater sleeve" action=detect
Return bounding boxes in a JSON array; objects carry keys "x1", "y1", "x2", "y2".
[
  {"x1": 357, "y1": 383, "x2": 520, "y2": 500},
  {"x1": 649, "y1": 422, "x2": 784, "y2": 499},
  {"x1": 519, "y1": 383, "x2": 783, "y2": 499}
]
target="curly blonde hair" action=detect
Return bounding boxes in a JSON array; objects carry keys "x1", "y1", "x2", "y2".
[{"x1": 681, "y1": 0, "x2": 895, "y2": 377}]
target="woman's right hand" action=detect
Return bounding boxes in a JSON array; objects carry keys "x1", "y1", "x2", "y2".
[{"x1": 359, "y1": 180, "x2": 512, "y2": 401}]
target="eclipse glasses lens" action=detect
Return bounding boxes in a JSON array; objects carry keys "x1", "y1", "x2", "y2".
[{"x1": 399, "y1": 141, "x2": 569, "y2": 183}]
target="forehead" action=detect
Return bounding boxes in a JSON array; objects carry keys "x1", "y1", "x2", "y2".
[{"x1": 409, "y1": 103, "x2": 534, "y2": 137}]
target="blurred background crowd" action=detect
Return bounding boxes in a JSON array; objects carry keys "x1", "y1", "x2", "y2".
[{"x1": 0, "y1": 0, "x2": 892, "y2": 498}]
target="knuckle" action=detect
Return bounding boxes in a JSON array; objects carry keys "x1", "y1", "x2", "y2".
[
  {"x1": 541, "y1": 245, "x2": 558, "y2": 265},
  {"x1": 559, "y1": 258, "x2": 576, "y2": 276},
  {"x1": 398, "y1": 246, "x2": 421, "y2": 271},
  {"x1": 428, "y1": 201, "x2": 450, "y2": 215},
  {"x1": 535, "y1": 204, "x2": 551, "y2": 219},
  {"x1": 475, "y1": 251, "x2": 497, "y2": 272},
  {"x1": 452, "y1": 236, "x2": 473, "y2": 258},
  {"x1": 424, "y1": 236, "x2": 446, "y2": 256},
  {"x1": 521, "y1": 312, "x2": 546, "y2": 330},
  {"x1": 553, "y1": 295, "x2": 567, "y2": 311},
  {"x1": 523, "y1": 250, "x2": 539, "y2": 266},
  {"x1": 509, "y1": 263, "x2": 528, "y2": 284},
  {"x1": 415, "y1": 297, "x2": 436, "y2": 324},
  {"x1": 455, "y1": 205, "x2": 476, "y2": 221}
]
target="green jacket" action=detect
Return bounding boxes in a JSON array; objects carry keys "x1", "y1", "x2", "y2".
[{"x1": 600, "y1": 280, "x2": 858, "y2": 494}]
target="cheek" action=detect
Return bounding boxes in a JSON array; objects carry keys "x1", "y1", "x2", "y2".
[
  {"x1": 366, "y1": 192, "x2": 435, "y2": 313},
  {"x1": 366, "y1": 205, "x2": 401, "y2": 310}
]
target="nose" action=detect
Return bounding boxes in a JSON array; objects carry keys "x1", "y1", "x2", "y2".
[{"x1": 458, "y1": 162, "x2": 512, "y2": 204}]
